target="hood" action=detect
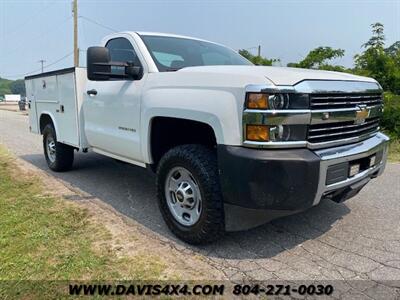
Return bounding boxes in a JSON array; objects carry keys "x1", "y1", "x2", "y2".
[{"x1": 178, "y1": 65, "x2": 377, "y2": 86}]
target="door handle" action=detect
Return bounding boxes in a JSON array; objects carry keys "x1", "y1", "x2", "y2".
[{"x1": 87, "y1": 89, "x2": 98, "y2": 96}]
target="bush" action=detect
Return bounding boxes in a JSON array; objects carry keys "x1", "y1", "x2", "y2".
[{"x1": 382, "y1": 92, "x2": 400, "y2": 139}]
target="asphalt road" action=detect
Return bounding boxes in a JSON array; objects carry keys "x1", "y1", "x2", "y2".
[{"x1": 1, "y1": 110, "x2": 400, "y2": 289}]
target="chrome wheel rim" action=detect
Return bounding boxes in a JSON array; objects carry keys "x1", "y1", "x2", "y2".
[
  {"x1": 46, "y1": 135, "x2": 56, "y2": 163},
  {"x1": 165, "y1": 167, "x2": 202, "y2": 226}
]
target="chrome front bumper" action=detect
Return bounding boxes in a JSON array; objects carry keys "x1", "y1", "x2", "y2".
[{"x1": 313, "y1": 132, "x2": 390, "y2": 205}]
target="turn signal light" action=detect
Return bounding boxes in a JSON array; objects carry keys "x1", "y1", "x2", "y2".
[
  {"x1": 246, "y1": 93, "x2": 269, "y2": 109},
  {"x1": 246, "y1": 125, "x2": 269, "y2": 141}
]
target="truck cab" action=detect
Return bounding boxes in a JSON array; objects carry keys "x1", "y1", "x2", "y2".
[{"x1": 25, "y1": 32, "x2": 389, "y2": 244}]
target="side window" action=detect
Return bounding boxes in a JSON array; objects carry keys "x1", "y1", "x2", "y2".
[{"x1": 105, "y1": 38, "x2": 142, "y2": 76}]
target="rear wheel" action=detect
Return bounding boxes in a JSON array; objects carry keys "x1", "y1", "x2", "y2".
[
  {"x1": 43, "y1": 124, "x2": 74, "y2": 172},
  {"x1": 156, "y1": 145, "x2": 225, "y2": 244}
]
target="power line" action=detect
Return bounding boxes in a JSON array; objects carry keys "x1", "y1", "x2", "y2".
[
  {"x1": 2, "y1": 52, "x2": 73, "y2": 79},
  {"x1": 2, "y1": 67, "x2": 43, "y2": 80},
  {"x1": 79, "y1": 15, "x2": 118, "y2": 33},
  {"x1": 44, "y1": 52, "x2": 74, "y2": 69}
]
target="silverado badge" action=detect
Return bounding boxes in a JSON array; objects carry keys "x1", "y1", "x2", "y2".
[{"x1": 355, "y1": 105, "x2": 370, "y2": 125}]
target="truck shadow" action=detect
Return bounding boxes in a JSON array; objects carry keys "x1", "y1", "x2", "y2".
[{"x1": 21, "y1": 152, "x2": 350, "y2": 260}]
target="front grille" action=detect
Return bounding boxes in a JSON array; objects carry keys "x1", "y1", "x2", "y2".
[
  {"x1": 307, "y1": 92, "x2": 383, "y2": 146},
  {"x1": 310, "y1": 93, "x2": 383, "y2": 109},
  {"x1": 308, "y1": 117, "x2": 380, "y2": 144}
]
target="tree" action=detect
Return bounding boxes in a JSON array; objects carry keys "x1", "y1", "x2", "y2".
[
  {"x1": 10, "y1": 79, "x2": 26, "y2": 97},
  {"x1": 385, "y1": 41, "x2": 400, "y2": 68},
  {"x1": 238, "y1": 49, "x2": 279, "y2": 66},
  {"x1": 352, "y1": 23, "x2": 400, "y2": 138},
  {"x1": 0, "y1": 77, "x2": 12, "y2": 97},
  {"x1": 363, "y1": 22, "x2": 385, "y2": 49},
  {"x1": 354, "y1": 23, "x2": 400, "y2": 94},
  {"x1": 287, "y1": 46, "x2": 346, "y2": 70}
]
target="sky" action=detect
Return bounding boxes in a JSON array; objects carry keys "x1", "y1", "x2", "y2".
[{"x1": 0, "y1": 0, "x2": 399, "y2": 80}]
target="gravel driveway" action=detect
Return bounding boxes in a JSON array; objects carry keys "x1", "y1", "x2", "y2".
[{"x1": 1, "y1": 109, "x2": 399, "y2": 298}]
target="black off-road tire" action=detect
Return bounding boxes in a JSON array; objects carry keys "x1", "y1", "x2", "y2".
[
  {"x1": 42, "y1": 124, "x2": 74, "y2": 172},
  {"x1": 156, "y1": 144, "x2": 225, "y2": 244}
]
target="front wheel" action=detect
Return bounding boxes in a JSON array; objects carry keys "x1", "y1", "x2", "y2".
[
  {"x1": 156, "y1": 145, "x2": 225, "y2": 244},
  {"x1": 43, "y1": 124, "x2": 74, "y2": 172}
]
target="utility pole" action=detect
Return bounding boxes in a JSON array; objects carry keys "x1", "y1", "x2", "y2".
[
  {"x1": 257, "y1": 45, "x2": 261, "y2": 57},
  {"x1": 38, "y1": 60, "x2": 46, "y2": 73},
  {"x1": 72, "y1": 0, "x2": 79, "y2": 67}
]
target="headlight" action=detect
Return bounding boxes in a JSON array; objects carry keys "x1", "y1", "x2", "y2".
[
  {"x1": 246, "y1": 93, "x2": 289, "y2": 110},
  {"x1": 243, "y1": 88, "x2": 310, "y2": 146},
  {"x1": 246, "y1": 93, "x2": 309, "y2": 110},
  {"x1": 269, "y1": 94, "x2": 290, "y2": 109},
  {"x1": 246, "y1": 125, "x2": 307, "y2": 142},
  {"x1": 269, "y1": 125, "x2": 291, "y2": 141}
]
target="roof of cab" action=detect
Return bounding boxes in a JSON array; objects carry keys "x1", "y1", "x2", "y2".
[{"x1": 135, "y1": 31, "x2": 211, "y2": 43}]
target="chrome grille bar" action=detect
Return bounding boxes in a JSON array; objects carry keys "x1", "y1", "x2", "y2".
[
  {"x1": 309, "y1": 117, "x2": 379, "y2": 133},
  {"x1": 310, "y1": 93, "x2": 383, "y2": 109},
  {"x1": 308, "y1": 118, "x2": 379, "y2": 143},
  {"x1": 308, "y1": 124, "x2": 379, "y2": 141}
]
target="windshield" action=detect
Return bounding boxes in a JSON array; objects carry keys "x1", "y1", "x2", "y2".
[{"x1": 140, "y1": 35, "x2": 253, "y2": 72}]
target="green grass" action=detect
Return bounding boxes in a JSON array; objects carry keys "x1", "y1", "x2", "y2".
[
  {"x1": 0, "y1": 147, "x2": 166, "y2": 298},
  {"x1": 388, "y1": 139, "x2": 400, "y2": 162}
]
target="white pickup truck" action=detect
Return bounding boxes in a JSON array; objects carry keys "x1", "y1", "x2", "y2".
[{"x1": 26, "y1": 32, "x2": 389, "y2": 244}]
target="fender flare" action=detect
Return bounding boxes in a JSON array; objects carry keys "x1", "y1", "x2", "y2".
[
  {"x1": 142, "y1": 108, "x2": 224, "y2": 163},
  {"x1": 39, "y1": 111, "x2": 59, "y2": 136}
]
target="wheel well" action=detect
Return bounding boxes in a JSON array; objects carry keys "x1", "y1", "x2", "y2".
[
  {"x1": 150, "y1": 117, "x2": 217, "y2": 168},
  {"x1": 39, "y1": 114, "x2": 54, "y2": 134}
]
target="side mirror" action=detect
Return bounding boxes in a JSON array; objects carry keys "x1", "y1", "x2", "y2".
[
  {"x1": 87, "y1": 46, "x2": 143, "y2": 81},
  {"x1": 125, "y1": 62, "x2": 143, "y2": 80},
  {"x1": 87, "y1": 47, "x2": 111, "y2": 81}
]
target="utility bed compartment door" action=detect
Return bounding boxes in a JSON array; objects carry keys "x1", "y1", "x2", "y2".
[
  {"x1": 25, "y1": 68, "x2": 83, "y2": 148},
  {"x1": 25, "y1": 79, "x2": 39, "y2": 134},
  {"x1": 56, "y1": 72, "x2": 79, "y2": 146}
]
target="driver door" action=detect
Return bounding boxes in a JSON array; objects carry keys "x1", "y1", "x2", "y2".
[{"x1": 83, "y1": 37, "x2": 145, "y2": 163}]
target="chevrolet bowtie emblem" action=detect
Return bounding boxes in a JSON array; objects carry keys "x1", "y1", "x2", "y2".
[{"x1": 355, "y1": 105, "x2": 370, "y2": 125}]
